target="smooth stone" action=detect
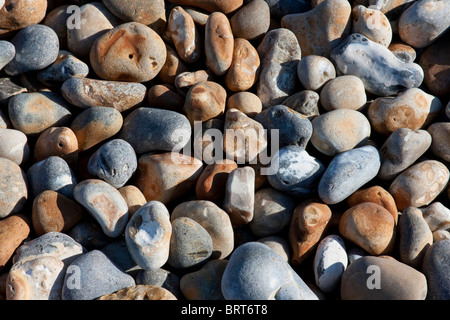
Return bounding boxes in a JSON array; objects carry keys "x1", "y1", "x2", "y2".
[
  {"x1": 255, "y1": 104, "x2": 313, "y2": 149},
  {"x1": 37, "y1": 51, "x2": 89, "y2": 86},
  {"x1": 420, "y1": 202, "x2": 450, "y2": 232},
  {"x1": 257, "y1": 236, "x2": 291, "y2": 262},
  {"x1": 90, "y1": 22, "x2": 166, "y2": 83},
  {"x1": 74, "y1": 179, "x2": 129, "y2": 238},
  {"x1": 0, "y1": 158, "x2": 28, "y2": 219},
  {"x1": 175, "y1": 70, "x2": 214, "y2": 96},
  {"x1": 168, "y1": 217, "x2": 213, "y2": 269},
  {"x1": 194, "y1": 118, "x2": 224, "y2": 164},
  {"x1": 158, "y1": 44, "x2": 189, "y2": 85},
  {"x1": 330, "y1": 33, "x2": 424, "y2": 96},
  {"x1": 398, "y1": 0, "x2": 450, "y2": 48},
  {"x1": 227, "y1": 92, "x2": 262, "y2": 118},
  {"x1": 378, "y1": 128, "x2": 432, "y2": 181},
  {"x1": 318, "y1": 146, "x2": 381, "y2": 205},
  {"x1": 257, "y1": 28, "x2": 301, "y2": 109},
  {"x1": 33, "y1": 127, "x2": 78, "y2": 168},
  {"x1": 125, "y1": 201, "x2": 172, "y2": 270},
  {"x1": 184, "y1": 7, "x2": 210, "y2": 26},
  {"x1": 0, "y1": 215, "x2": 30, "y2": 271},
  {"x1": 0, "y1": 0, "x2": 47, "y2": 34},
  {"x1": 100, "y1": 240, "x2": 138, "y2": 274},
  {"x1": 0, "y1": 128, "x2": 29, "y2": 165},
  {"x1": 118, "y1": 185, "x2": 147, "y2": 217},
  {"x1": 166, "y1": 0, "x2": 243, "y2": 14},
  {"x1": 102, "y1": 0, "x2": 166, "y2": 29},
  {"x1": 263, "y1": 0, "x2": 311, "y2": 19},
  {"x1": 98, "y1": 285, "x2": 177, "y2": 300},
  {"x1": 311, "y1": 109, "x2": 371, "y2": 156},
  {"x1": 320, "y1": 75, "x2": 367, "y2": 112},
  {"x1": 341, "y1": 256, "x2": 427, "y2": 300},
  {"x1": 368, "y1": 88, "x2": 442, "y2": 136},
  {"x1": 313, "y1": 235, "x2": 347, "y2": 293},
  {"x1": 8, "y1": 92, "x2": 72, "y2": 136},
  {"x1": 27, "y1": 156, "x2": 77, "y2": 199},
  {"x1": 0, "y1": 40, "x2": 15, "y2": 70},
  {"x1": 398, "y1": 207, "x2": 433, "y2": 269},
  {"x1": 389, "y1": 160, "x2": 450, "y2": 211},
  {"x1": 0, "y1": 77, "x2": 27, "y2": 107},
  {"x1": 32, "y1": 190, "x2": 83, "y2": 236},
  {"x1": 135, "y1": 152, "x2": 203, "y2": 205},
  {"x1": 297, "y1": 55, "x2": 336, "y2": 91},
  {"x1": 221, "y1": 242, "x2": 319, "y2": 300},
  {"x1": 223, "y1": 166, "x2": 255, "y2": 226},
  {"x1": 70, "y1": 106, "x2": 123, "y2": 152},
  {"x1": 4, "y1": 24, "x2": 59, "y2": 76},
  {"x1": 249, "y1": 188, "x2": 295, "y2": 237},
  {"x1": 6, "y1": 256, "x2": 65, "y2": 300},
  {"x1": 172, "y1": 200, "x2": 234, "y2": 259},
  {"x1": 352, "y1": 5, "x2": 392, "y2": 47},
  {"x1": 136, "y1": 268, "x2": 182, "y2": 299},
  {"x1": 339, "y1": 203, "x2": 396, "y2": 255},
  {"x1": 433, "y1": 230, "x2": 450, "y2": 242},
  {"x1": 68, "y1": 220, "x2": 110, "y2": 251},
  {"x1": 147, "y1": 84, "x2": 184, "y2": 113},
  {"x1": 289, "y1": 200, "x2": 332, "y2": 265},
  {"x1": 388, "y1": 42, "x2": 417, "y2": 63},
  {"x1": 427, "y1": 122, "x2": 450, "y2": 162},
  {"x1": 42, "y1": 5, "x2": 71, "y2": 49},
  {"x1": 281, "y1": 0, "x2": 351, "y2": 57},
  {"x1": 422, "y1": 239, "x2": 450, "y2": 300},
  {"x1": 61, "y1": 77, "x2": 146, "y2": 112},
  {"x1": 230, "y1": 0, "x2": 270, "y2": 40},
  {"x1": 282, "y1": 91, "x2": 320, "y2": 119},
  {"x1": 62, "y1": 250, "x2": 135, "y2": 300},
  {"x1": 180, "y1": 259, "x2": 228, "y2": 300},
  {"x1": 267, "y1": 145, "x2": 325, "y2": 197},
  {"x1": 204, "y1": 12, "x2": 233, "y2": 76}
]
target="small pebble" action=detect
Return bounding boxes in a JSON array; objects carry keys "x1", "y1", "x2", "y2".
[
  {"x1": 0, "y1": 128, "x2": 29, "y2": 165},
  {"x1": 118, "y1": 185, "x2": 147, "y2": 217},
  {"x1": 230, "y1": 0, "x2": 270, "y2": 40},
  {"x1": 420, "y1": 202, "x2": 450, "y2": 232},
  {"x1": 147, "y1": 84, "x2": 185, "y2": 113},
  {"x1": 257, "y1": 236, "x2": 291, "y2": 262},
  {"x1": 226, "y1": 92, "x2": 262, "y2": 118},
  {"x1": 352, "y1": 5, "x2": 392, "y2": 47},
  {"x1": 158, "y1": 44, "x2": 189, "y2": 85},
  {"x1": 422, "y1": 240, "x2": 450, "y2": 300},
  {"x1": 388, "y1": 42, "x2": 417, "y2": 63},
  {"x1": 0, "y1": 214, "x2": 30, "y2": 271},
  {"x1": 427, "y1": 122, "x2": 450, "y2": 163},
  {"x1": 0, "y1": 158, "x2": 28, "y2": 218},
  {"x1": 33, "y1": 127, "x2": 78, "y2": 168},
  {"x1": 175, "y1": 70, "x2": 213, "y2": 95},
  {"x1": 433, "y1": 230, "x2": 450, "y2": 243},
  {"x1": 296, "y1": 55, "x2": 336, "y2": 91},
  {"x1": 136, "y1": 268, "x2": 182, "y2": 299},
  {"x1": 0, "y1": 40, "x2": 15, "y2": 70},
  {"x1": 319, "y1": 75, "x2": 367, "y2": 112},
  {"x1": 98, "y1": 285, "x2": 177, "y2": 300},
  {"x1": 282, "y1": 90, "x2": 320, "y2": 119},
  {"x1": 37, "y1": 51, "x2": 89, "y2": 86}
]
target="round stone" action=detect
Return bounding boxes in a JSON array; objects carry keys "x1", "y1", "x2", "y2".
[
  {"x1": 0, "y1": 0, "x2": 47, "y2": 34},
  {"x1": 297, "y1": 55, "x2": 336, "y2": 91},
  {"x1": 98, "y1": 285, "x2": 177, "y2": 300},
  {"x1": 0, "y1": 214, "x2": 30, "y2": 270},
  {"x1": 226, "y1": 92, "x2": 262, "y2": 118},
  {"x1": 118, "y1": 185, "x2": 147, "y2": 217},
  {"x1": 102, "y1": 0, "x2": 166, "y2": 27},
  {"x1": 427, "y1": 122, "x2": 450, "y2": 163},
  {"x1": 0, "y1": 128, "x2": 29, "y2": 165},
  {"x1": 229, "y1": 0, "x2": 270, "y2": 40},
  {"x1": 422, "y1": 239, "x2": 450, "y2": 300},
  {"x1": 320, "y1": 75, "x2": 367, "y2": 112},
  {"x1": 352, "y1": 5, "x2": 392, "y2": 47}
]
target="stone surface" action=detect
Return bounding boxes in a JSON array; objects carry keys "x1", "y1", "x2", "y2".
[
  {"x1": 388, "y1": 42, "x2": 417, "y2": 63},
  {"x1": 102, "y1": 0, "x2": 166, "y2": 29},
  {"x1": 175, "y1": 70, "x2": 214, "y2": 95},
  {"x1": 42, "y1": 5, "x2": 71, "y2": 49},
  {"x1": 136, "y1": 268, "x2": 181, "y2": 299},
  {"x1": 230, "y1": 0, "x2": 270, "y2": 40},
  {"x1": 147, "y1": 84, "x2": 184, "y2": 113},
  {"x1": 420, "y1": 202, "x2": 450, "y2": 232},
  {"x1": 257, "y1": 236, "x2": 291, "y2": 262},
  {"x1": 98, "y1": 285, "x2": 177, "y2": 300},
  {"x1": 166, "y1": 0, "x2": 243, "y2": 14},
  {"x1": 118, "y1": 185, "x2": 147, "y2": 217},
  {"x1": 227, "y1": 92, "x2": 263, "y2": 118},
  {"x1": 433, "y1": 230, "x2": 450, "y2": 242},
  {"x1": 0, "y1": 77, "x2": 27, "y2": 108},
  {"x1": 0, "y1": 40, "x2": 15, "y2": 70},
  {"x1": 422, "y1": 239, "x2": 450, "y2": 300},
  {"x1": 0, "y1": 0, "x2": 47, "y2": 34},
  {"x1": 282, "y1": 91, "x2": 320, "y2": 119},
  {"x1": 352, "y1": 5, "x2": 392, "y2": 47},
  {"x1": 0, "y1": 214, "x2": 30, "y2": 271},
  {"x1": 320, "y1": 75, "x2": 367, "y2": 112},
  {"x1": 158, "y1": 44, "x2": 189, "y2": 85},
  {"x1": 33, "y1": 127, "x2": 78, "y2": 168},
  {"x1": 427, "y1": 122, "x2": 450, "y2": 163},
  {"x1": 68, "y1": 220, "x2": 110, "y2": 251},
  {"x1": 297, "y1": 55, "x2": 336, "y2": 91},
  {"x1": 0, "y1": 128, "x2": 29, "y2": 165}
]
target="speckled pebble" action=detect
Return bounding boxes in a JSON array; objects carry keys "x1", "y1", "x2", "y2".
[
  {"x1": 319, "y1": 75, "x2": 367, "y2": 112},
  {"x1": 98, "y1": 285, "x2": 177, "y2": 300},
  {"x1": 420, "y1": 202, "x2": 450, "y2": 232},
  {"x1": 352, "y1": 5, "x2": 392, "y2": 47},
  {"x1": 37, "y1": 51, "x2": 89, "y2": 86}
]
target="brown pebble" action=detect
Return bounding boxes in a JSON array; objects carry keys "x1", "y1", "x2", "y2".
[
  {"x1": 118, "y1": 185, "x2": 147, "y2": 217},
  {"x1": 33, "y1": 127, "x2": 78, "y2": 167},
  {"x1": 166, "y1": 0, "x2": 243, "y2": 14},
  {"x1": 147, "y1": 84, "x2": 185, "y2": 113},
  {"x1": 0, "y1": 214, "x2": 30, "y2": 271},
  {"x1": 226, "y1": 92, "x2": 262, "y2": 118},
  {"x1": 158, "y1": 44, "x2": 189, "y2": 85},
  {"x1": 0, "y1": 0, "x2": 47, "y2": 35}
]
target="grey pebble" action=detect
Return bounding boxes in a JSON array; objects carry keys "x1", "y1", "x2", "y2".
[
  {"x1": 282, "y1": 90, "x2": 320, "y2": 120},
  {"x1": 101, "y1": 239, "x2": 138, "y2": 274},
  {"x1": 256, "y1": 236, "x2": 291, "y2": 262},
  {"x1": 422, "y1": 239, "x2": 450, "y2": 300},
  {"x1": 68, "y1": 221, "x2": 111, "y2": 251},
  {"x1": 136, "y1": 268, "x2": 182, "y2": 299},
  {"x1": 0, "y1": 40, "x2": 15, "y2": 70}
]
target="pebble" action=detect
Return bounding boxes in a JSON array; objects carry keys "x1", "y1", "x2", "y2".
[
  {"x1": 68, "y1": 221, "x2": 110, "y2": 251},
  {"x1": 0, "y1": 40, "x2": 15, "y2": 70},
  {"x1": 166, "y1": 0, "x2": 243, "y2": 14},
  {"x1": 136, "y1": 268, "x2": 182, "y2": 299},
  {"x1": 98, "y1": 285, "x2": 177, "y2": 300},
  {"x1": 180, "y1": 259, "x2": 228, "y2": 300},
  {"x1": 195, "y1": 160, "x2": 237, "y2": 204},
  {"x1": 311, "y1": 109, "x2": 371, "y2": 157},
  {"x1": 352, "y1": 5, "x2": 392, "y2": 47},
  {"x1": 0, "y1": 77, "x2": 27, "y2": 107},
  {"x1": 313, "y1": 235, "x2": 347, "y2": 293},
  {"x1": 339, "y1": 203, "x2": 396, "y2": 256},
  {"x1": 330, "y1": 33, "x2": 424, "y2": 97},
  {"x1": 264, "y1": 0, "x2": 311, "y2": 19},
  {"x1": 61, "y1": 77, "x2": 147, "y2": 112},
  {"x1": 388, "y1": 42, "x2": 417, "y2": 63},
  {"x1": 221, "y1": 242, "x2": 318, "y2": 300},
  {"x1": 319, "y1": 75, "x2": 367, "y2": 112},
  {"x1": 0, "y1": 214, "x2": 30, "y2": 271},
  {"x1": 378, "y1": 128, "x2": 432, "y2": 181},
  {"x1": 427, "y1": 122, "x2": 450, "y2": 163},
  {"x1": 0, "y1": 0, "x2": 47, "y2": 35},
  {"x1": 172, "y1": 200, "x2": 234, "y2": 259},
  {"x1": 422, "y1": 239, "x2": 450, "y2": 300},
  {"x1": 118, "y1": 185, "x2": 147, "y2": 217},
  {"x1": 296, "y1": 55, "x2": 336, "y2": 91},
  {"x1": 289, "y1": 200, "x2": 332, "y2": 265},
  {"x1": 282, "y1": 90, "x2": 320, "y2": 119},
  {"x1": 226, "y1": 92, "x2": 262, "y2": 118},
  {"x1": 90, "y1": 22, "x2": 167, "y2": 83},
  {"x1": 398, "y1": 207, "x2": 433, "y2": 269},
  {"x1": 42, "y1": 5, "x2": 71, "y2": 49},
  {"x1": 0, "y1": 157, "x2": 28, "y2": 219},
  {"x1": 257, "y1": 236, "x2": 291, "y2": 262},
  {"x1": 0, "y1": 128, "x2": 29, "y2": 165},
  {"x1": 341, "y1": 256, "x2": 427, "y2": 300},
  {"x1": 175, "y1": 70, "x2": 214, "y2": 95},
  {"x1": 32, "y1": 190, "x2": 83, "y2": 236},
  {"x1": 229, "y1": 0, "x2": 270, "y2": 40},
  {"x1": 433, "y1": 230, "x2": 450, "y2": 243},
  {"x1": 184, "y1": 7, "x2": 209, "y2": 26},
  {"x1": 420, "y1": 202, "x2": 450, "y2": 232},
  {"x1": 61, "y1": 250, "x2": 135, "y2": 300},
  {"x1": 147, "y1": 84, "x2": 185, "y2": 113},
  {"x1": 101, "y1": 239, "x2": 138, "y2": 274}
]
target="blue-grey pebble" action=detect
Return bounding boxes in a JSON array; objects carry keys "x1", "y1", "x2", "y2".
[
  {"x1": 27, "y1": 156, "x2": 78, "y2": 199},
  {"x1": 119, "y1": 107, "x2": 191, "y2": 154},
  {"x1": 136, "y1": 268, "x2": 182, "y2": 299},
  {"x1": 101, "y1": 239, "x2": 138, "y2": 273},
  {"x1": 318, "y1": 145, "x2": 381, "y2": 204},
  {"x1": 422, "y1": 239, "x2": 450, "y2": 300},
  {"x1": 4, "y1": 24, "x2": 59, "y2": 76},
  {"x1": 68, "y1": 220, "x2": 111, "y2": 251},
  {"x1": 221, "y1": 242, "x2": 318, "y2": 300},
  {"x1": 62, "y1": 250, "x2": 136, "y2": 300},
  {"x1": 268, "y1": 145, "x2": 325, "y2": 197},
  {"x1": 88, "y1": 139, "x2": 137, "y2": 188},
  {"x1": 0, "y1": 40, "x2": 15, "y2": 70},
  {"x1": 330, "y1": 33, "x2": 424, "y2": 96},
  {"x1": 263, "y1": 0, "x2": 311, "y2": 19}
]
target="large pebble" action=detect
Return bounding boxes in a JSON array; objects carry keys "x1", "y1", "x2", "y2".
[
  {"x1": 204, "y1": 12, "x2": 233, "y2": 76},
  {"x1": 125, "y1": 201, "x2": 172, "y2": 270},
  {"x1": 427, "y1": 122, "x2": 450, "y2": 163},
  {"x1": 256, "y1": 28, "x2": 301, "y2": 109},
  {"x1": 90, "y1": 22, "x2": 166, "y2": 82},
  {"x1": 330, "y1": 33, "x2": 424, "y2": 96},
  {"x1": 352, "y1": 5, "x2": 392, "y2": 47},
  {"x1": 221, "y1": 242, "x2": 318, "y2": 300},
  {"x1": 341, "y1": 256, "x2": 427, "y2": 300},
  {"x1": 296, "y1": 55, "x2": 336, "y2": 91},
  {"x1": 0, "y1": 128, "x2": 29, "y2": 165},
  {"x1": 37, "y1": 51, "x2": 89, "y2": 86},
  {"x1": 230, "y1": 0, "x2": 270, "y2": 40},
  {"x1": 166, "y1": 0, "x2": 243, "y2": 14},
  {"x1": 319, "y1": 75, "x2": 367, "y2": 112},
  {"x1": 62, "y1": 250, "x2": 135, "y2": 300},
  {"x1": 0, "y1": 215, "x2": 30, "y2": 271},
  {"x1": 318, "y1": 146, "x2": 381, "y2": 204},
  {"x1": 33, "y1": 127, "x2": 78, "y2": 168},
  {"x1": 420, "y1": 202, "x2": 450, "y2": 232},
  {"x1": 389, "y1": 160, "x2": 450, "y2": 211},
  {"x1": 0, "y1": 40, "x2": 15, "y2": 70},
  {"x1": 0, "y1": 0, "x2": 47, "y2": 35},
  {"x1": 98, "y1": 285, "x2": 177, "y2": 300},
  {"x1": 422, "y1": 239, "x2": 450, "y2": 300}
]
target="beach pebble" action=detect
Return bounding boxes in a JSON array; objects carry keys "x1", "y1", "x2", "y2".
[
  {"x1": 330, "y1": 33, "x2": 424, "y2": 96},
  {"x1": 172, "y1": 200, "x2": 234, "y2": 259},
  {"x1": 135, "y1": 152, "x2": 203, "y2": 204},
  {"x1": 42, "y1": 5, "x2": 71, "y2": 49},
  {"x1": 257, "y1": 236, "x2": 291, "y2": 262},
  {"x1": 4, "y1": 24, "x2": 59, "y2": 76},
  {"x1": 346, "y1": 246, "x2": 366, "y2": 265},
  {"x1": 420, "y1": 202, "x2": 450, "y2": 232},
  {"x1": 184, "y1": 81, "x2": 227, "y2": 124},
  {"x1": 62, "y1": 250, "x2": 135, "y2": 300},
  {"x1": 118, "y1": 185, "x2": 147, "y2": 217},
  {"x1": 0, "y1": 77, "x2": 27, "y2": 108},
  {"x1": 378, "y1": 128, "x2": 432, "y2": 181},
  {"x1": 352, "y1": 5, "x2": 392, "y2": 47},
  {"x1": 147, "y1": 84, "x2": 184, "y2": 113},
  {"x1": 8, "y1": 92, "x2": 72, "y2": 136},
  {"x1": 398, "y1": 207, "x2": 433, "y2": 269},
  {"x1": 313, "y1": 235, "x2": 347, "y2": 293},
  {"x1": 339, "y1": 203, "x2": 396, "y2": 256},
  {"x1": 422, "y1": 239, "x2": 450, "y2": 300},
  {"x1": 0, "y1": 157, "x2": 28, "y2": 219},
  {"x1": 68, "y1": 221, "x2": 110, "y2": 251},
  {"x1": 180, "y1": 259, "x2": 228, "y2": 300},
  {"x1": 37, "y1": 51, "x2": 89, "y2": 86},
  {"x1": 318, "y1": 146, "x2": 381, "y2": 204},
  {"x1": 0, "y1": 128, "x2": 29, "y2": 165},
  {"x1": 427, "y1": 122, "x2": 450, "y2": 163},
  {"x1": 33, "y1": 127, "x2": 78, "y2": 167},
  {"x1": 230, "y1": 0, "x2": 270, "y2": 40},
  {"x1": 102, "y1": 239, "x2": 139, "y2": 273},
  {"x1": 341, "y1": 255, "x2": 427, "y2": 300},
  {"x1": 289, "y1": 200, "x2": 332, "y2": 265},
  {"x1": 166, "y1": 0, "x2": 243, "y2": 14},
  {"x1": 70, "y1": 106, "x2": 123, "y2": 152},
  {"x1": 389, "y1": 160, "x2": 450, "y2": 211},
  {"x1": 282, "y1": 91, "x2": 320, "y2": 119},
  {"x1": 296, "y1": 55, "x2": 336, "y2": 91},
  {"x1": 281, "y1": 0, "x2": 351, "y2": 57},
  {"x1": 434, "y1": 230, "x2": 450, "y2": 242},
  {"x1": 221, "y1": 242, "x2": 318, "y2": 300},
  {"x1": 194, "y1": 118, "x2": 225, "y2": 163},
  {"x1": 257, "y1": 28, "x2": 301, "y2": 109},
  {"x1": 136, "y1": 268, "x2": 181, "y2": 299},
  {"x1": 311, "y1": 109, "x2": 371, "y2": 156},
  {"x1": 98, "y1": 285, "x2": 177, "y2": 300},
  {"x1": 32, "y1": 190, "x2": 83, "y2": 236},
  {"x1": 90, "y1": 22, "x2": 166, "y2": 83},
  {"x1": 0, "y1": 0, "x2": 47, "y2": 34},
  {"x1": 264, "y1": 0, "x2": 311, "y2": 19},
  {"x1": 0, "y1": 40, "x2": 15, "y2": 70},
  {"x1": 0, "y1": 214, "x2": 30, "y2": 271},
  {"x1": 226, "y1": 92, "x2": 262, "y2": 118},
  {"x1": 320, "y1": 76, "x2": 367, "y2": 112},
  {"x1": 175, "y1": 70, "x2": 214, "y2": 95},
  {"x1": 388, "y1": 42, "x2": 417, "y2": 63}
]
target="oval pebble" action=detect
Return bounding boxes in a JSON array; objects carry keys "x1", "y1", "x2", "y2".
[
  {"x1": 352, "y1": 5, "x2": 392, "y2": 47},
  {"x1": 229, "y1": 0, "x2": 270, "y2": 40},
  {"x1": 98, "y1": 285, "x2": 177, "y2": 300},
  {"x1": 0, "y1": 0, "x2": 47, "y2": 35},
  {"x1": 297, "y1": 55, "x2": 336, "y2": 91},
  {"x1": 422, "y1": 239, "x2": 450, "y2": 300},
  {"x1": 0, "y1": 128, "x2": 29, "y2": 165},
  {"x1": 118, "y1": 185, "x2": 147, "y2": 217},
  {"x1": 102, "y1": 0, "x2": 166, "y2": 28},
  {"x1": 33, "y1": 127, "x2": 78, "y2": 168},
  {"x1": 0, "y1": 157, "x2": 28, "y2": 219},
  {"x1": 319, "y1": 75, "x2": 367, "y2": 112},
  {"x1": 0, "y1": 214, "x2": 30, "y2": 270},
  {"x1": 165, "y1": 0, "x2": 243, "y2": 14},
  {"x1": 226, "y1": 92, "x2": 262, "y2": 118}
]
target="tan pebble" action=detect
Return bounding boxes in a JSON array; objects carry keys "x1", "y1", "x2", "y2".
[
  {"x1": 118, "y1": 185, "x2": 147, "y2": 217},
  {"x1": 320, "y1": 75, "x2": 367, "y2": 112},
  {"x1": 420, "y1": 202, "x2": 450, "y2": 232},
  {"x1": 98, "y1": 285, "x2": 177, "y2": 300},
  {"x1": 229, "y1": 0, "x2": 270, "y2": 40},
  {"x1": 433, "y1": 230, "x2": 450, "y2": 242},
  {"x1": 0, "y1": 0, "x2": 47, "y2": 35},
  {"x1": 147, "y1": 84, "x2": 184, "y2": 113},
  {"x1": 0, "y1": 214, "x2": 30, "y2": 271},
  {"x1": 175, "y1": 70, "x2": 213, "y2": 95},
  {"x1": 388, "y1": 42, "x2": 416, "y2": 63},
  {"x1": 297, "y1": 55, "x2": 336, "y2": 91},
  {"x1": 226, "y1": 92, "x2": 262, "y2": 118},
  {"x1": 43, "y1": 5, "x2": 72, "y2": 49},
  {"x1": 33, "y1": 127, "x2": 78, "y2": 168},
  {"x1": 184, "y1": 7, "x2": 210, "y2": 26},
  {"x1": 352, "y1": 5, "x2": 392, "y2": 47},
  {"x1": 184, "y1": 81, "x2": 226, "y2": 124},
  {"x1": 165, "y1": 0, "x2": 243, "y2": 14},
  {"x1": 158, "y1": 44, "x2": 189, "y2": 85}
]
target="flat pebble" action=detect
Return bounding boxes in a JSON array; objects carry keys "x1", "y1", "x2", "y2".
[
  {"x1": 98, "y1": 285, "x2": 177, "y2": 300},
  {"x1": 422, "y1": 239, "x2": 450, "y2": 300},
  {"x1": 296, "y1": 55, "x2": 336, "y2": 91},
  {"x1": 0, "y1": 215, "x2": 30, "y2": 271},
  {"x1": 427, "y1": 122, "x2": 450, "y2": 163},
  {"x1": 195, "y1": 160, "x2": 237, "y2": 204},
  {"x1": 136, "y1": 268, "x2": 182, "y2": 299},
  {"x1": 0, "y1": 128, "x2": 29, "y2": 165},
  {"x1": 33, "y1": 127, "x2": 78, "y2": 168},
  {"x1": 352, "y1": 5, "x2": 392, "y2": 47},
  {"x1": 230, "y1": 0, "x2": 270, "y2": 40},
  {"x1": 226, "y1": 92, "x2": 262, "y2": 118},
  {"x1": 0, "y1": 40, "x2": 15, "y2": 70},
  {"x1": 282, "y1": 91, "x2": 320, "y2": 119},
  {"x1": 37, "y1": 51, "x2": 89, "y2": 86},
  {"x1": 319, "y1": 75, "x2": 367, "y2": 112},
  {"x1": 118, "y1": 185, "x2": 147, "y2": 217},
  {"x1": 420, "y1": 202, "x2": 450, "y2": 232}
]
